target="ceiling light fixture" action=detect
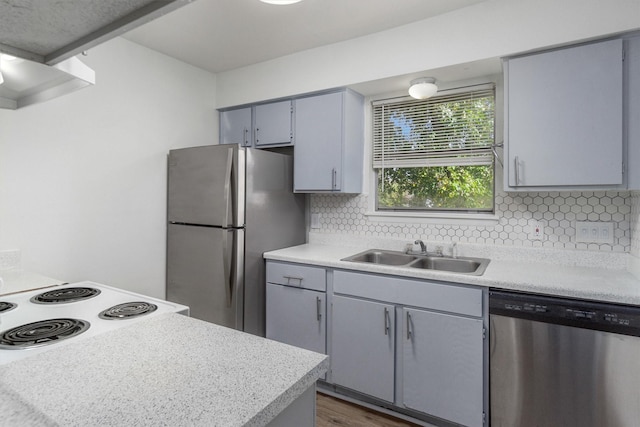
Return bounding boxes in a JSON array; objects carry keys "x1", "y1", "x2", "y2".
[
  {"x1": 259, "y1": 0, "x2": 303, "y2": 4},
  {"x1": 408, "y1": 77, "x2": 438, "y2": 99}
]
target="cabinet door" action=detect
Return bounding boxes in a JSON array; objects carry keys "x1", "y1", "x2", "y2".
[
  {"x1": 254, "y1": 100, "x2": 293, "y2": 147},
  {"x1": 506, "y1": 39, "x2": 623, "y2": 187},
  {"x1": 220, "y1": 107, "x2": 251, "y2": 146},
  {"x1": 331, "y1": 295, "x2": 395, "y2": 402},
  {"x1": 266, "y1": 283, "x2": 326, "y2": 354},
  {"x1": 294, "y1": 92, "x2": 343, "y2": 191},
  {"x1": 402, "y1": 307, "x2": 484, "y2": 427}
]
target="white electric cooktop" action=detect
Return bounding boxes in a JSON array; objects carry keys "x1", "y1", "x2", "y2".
[{"x1": 0, "y1": 281, "x2": 189, "y2": 365}]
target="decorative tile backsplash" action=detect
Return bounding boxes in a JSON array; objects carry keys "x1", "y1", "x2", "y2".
[
  {"x1": 631, "y1": 192, "x2": 640, "y2": 257},
  {"x1": 311, "y1": 190, "x2": 638, "y2": 254}
]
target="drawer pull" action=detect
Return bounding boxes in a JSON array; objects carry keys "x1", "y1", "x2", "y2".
[{"x1": 283, "y1": 275, "x2": 303, "y2": 286}]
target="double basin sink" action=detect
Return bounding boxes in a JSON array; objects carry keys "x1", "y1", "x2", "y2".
[{"x1": 341, "y1": 249, "x2": 490, "y2": 276}]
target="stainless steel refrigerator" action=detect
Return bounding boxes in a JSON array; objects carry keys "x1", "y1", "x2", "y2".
[{"x1": 166, "y1": 144, "x2": 306, "y2": 336}]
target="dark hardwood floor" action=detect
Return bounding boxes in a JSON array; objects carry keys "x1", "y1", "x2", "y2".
[{"x1": 316, "y1": 393, "x2": 423, "y2": 427}]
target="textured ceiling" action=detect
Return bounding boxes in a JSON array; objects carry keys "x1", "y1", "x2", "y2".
[{"x1": 0, "y1": 0, "x2": 189, "y2": 64}]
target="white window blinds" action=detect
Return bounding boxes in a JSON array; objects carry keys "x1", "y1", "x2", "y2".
[{"x1": 372, "y1": 84, "x2": 495, "y2": 168}]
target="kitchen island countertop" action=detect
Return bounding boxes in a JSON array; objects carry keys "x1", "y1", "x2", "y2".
[
  {"x1": 0, "y1": 313, "x2": 328, "y2": 426},
  {"x1": 264, "y1": 243, "x2": 640, "y2": 306}
]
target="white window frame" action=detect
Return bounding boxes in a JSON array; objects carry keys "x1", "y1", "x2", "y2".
[{"x1": 365, "y1": 78, "x2": 502, "y2": 225}]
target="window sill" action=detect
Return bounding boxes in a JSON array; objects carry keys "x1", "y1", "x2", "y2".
[{"x1": 364, "y1": 210, "x2": 500, "y2": 226}]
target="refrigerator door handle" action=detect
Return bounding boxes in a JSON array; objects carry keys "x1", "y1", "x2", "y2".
[
  {"x1": 222, "y1": 230, "x2": 232, "y2": 307},
  {"x1": 223, "y1": 147, "x2": 234, "y2": 228}
]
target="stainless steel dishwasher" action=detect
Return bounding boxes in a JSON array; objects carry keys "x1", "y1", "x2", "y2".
[{"x1": 490, "y1": 289, "x2": 640, "y2": 427}]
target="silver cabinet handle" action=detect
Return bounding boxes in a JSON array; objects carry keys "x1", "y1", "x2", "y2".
[
  {"x1": 243, "y1": 127, "x2": 249, "y2": 146},
  {"x1": 316, "y1": 297, "x2": 322, "y2": 321},
  {"x1": 331, "y1": 168, "x2": 337, "y2": 190},
  {"x1": 255, "y1": 127, "x2": 259, "y2": 144},
  {"x1": 384, "y1": 307, "x2": 390, "y2": 336},
  {"x1": 283, "y1": 275, "x2": 303, "y2": 286},
  {"x1": 406, "y1": 311, "x2": 413, "y2": 340},
  {"x1": 514, "y1": 155, "x2": 520, "y2": 186}
]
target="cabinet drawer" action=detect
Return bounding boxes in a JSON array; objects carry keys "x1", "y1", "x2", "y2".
[
  {"x1": 333, "y1": 270, "x2": 482, "y2": 317},
  {"x1": 266, "y1": 261, "x2": 326, "y2": 291}
]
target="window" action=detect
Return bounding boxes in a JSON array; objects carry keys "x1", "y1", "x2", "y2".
[{"x1": 373, "y1": 84, "x2": 495, "y2": 213}]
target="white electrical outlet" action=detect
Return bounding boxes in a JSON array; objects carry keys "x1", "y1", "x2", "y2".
[
  {"x1": 575, "y1": 221, "x2": 614, "y2": 244},
  {"x1": 0, "y1": 250, "x2": 21, "y2": 270},
  {"x1": 310, "y1": 213, "x2": 321, "y2": 229},
  {"x1": 529, "y1": 221, "x2": 544, "y2": 240}
]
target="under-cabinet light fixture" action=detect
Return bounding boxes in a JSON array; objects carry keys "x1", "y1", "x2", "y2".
[
  {"x1": 260, "y1": 0, "x2": 303, "y2": 4},
  {"x1": 408, "y1": 77, "x2": 438, "y2": 99}
]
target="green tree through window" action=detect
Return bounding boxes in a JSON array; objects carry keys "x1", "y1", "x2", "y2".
[{"x1": 373, "y1": 85, "x2": 495, "y2": 212}]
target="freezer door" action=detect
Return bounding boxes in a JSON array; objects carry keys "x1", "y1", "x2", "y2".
[
  {"x1": 167, "y1": 144, "x2": 245, "y2": 227},
  {"x1": 167, "y1": 224, "x2": 244, "y2": 329}
]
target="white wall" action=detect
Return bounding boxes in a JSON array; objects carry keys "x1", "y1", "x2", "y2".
[
  {"x1": 216, "y1": 0, "x2": 640, "y2": 107},
  {"x1": 0, "y1": 38, "x2": 217, "y2": 298}
]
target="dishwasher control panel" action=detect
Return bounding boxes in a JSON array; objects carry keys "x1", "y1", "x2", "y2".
[{"x1": 489, "y1": 289, "x2": 640, "y2": 337}]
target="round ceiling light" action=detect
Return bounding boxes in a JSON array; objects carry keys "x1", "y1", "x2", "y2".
[
  {"x1": 259, "y1": 0, "x2": 303, "y2": 4},
  {"x1": 408, "y1": 77, "x2": 438, "y2": 100}
]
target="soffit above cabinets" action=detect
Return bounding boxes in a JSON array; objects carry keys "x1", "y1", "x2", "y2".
[
  {"x1": 0, "y1": 0, "x2": 192, "y2": 65},
  {"x1": 0, "y1": 0, "x2": 191, "y2": 109}
]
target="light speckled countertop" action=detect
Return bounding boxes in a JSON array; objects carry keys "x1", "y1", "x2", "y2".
[
  {"x1": 0, "y1": 313, "x2": 328, "y2": 427},
  {"x1": 264, "y1": 242, "x2": 640, "y2": 306}
]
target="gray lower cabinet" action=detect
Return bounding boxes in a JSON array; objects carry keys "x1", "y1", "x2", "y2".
[
  {"x1": 331, "y1": 269, "x2": 487, "y2": 427},
  {"x1": 265, "y1": 261, "x2": 327, "y2": 354},
  {"x1": 265, "y1": 262, "x2": 487, "y2": 426},
  {"x1": 266, "y1": 283, "x2": 326, "y2": 354},
  {"x1": 331, "y1": 295, "x2": 395, "y2": 402},
  {"x1": 402, "y1": 307, "x2": 484, "y2": 427}
]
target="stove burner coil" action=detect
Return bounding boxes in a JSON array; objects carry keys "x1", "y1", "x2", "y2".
[
  {"x1": 0, "y1": 318, "x2": 90, "y2": 349},
  {"x1": 31, "y1": 287, "x2": 101, "y2": 304},
  {"x1": 0, "y1": 302, "x2": 17, "y2": 314},
  {"x1": 99, "y1": 302, "x2": 158, "y2": 319}
]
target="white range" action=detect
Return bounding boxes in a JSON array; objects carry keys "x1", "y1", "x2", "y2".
[{"x1": 0, "y1": 281, "x2": 189, "y2": 365}]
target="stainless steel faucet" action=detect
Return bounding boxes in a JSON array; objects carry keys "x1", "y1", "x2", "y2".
[{"x1": 414, "y1": 239, "x2": 427, "y2": 254}]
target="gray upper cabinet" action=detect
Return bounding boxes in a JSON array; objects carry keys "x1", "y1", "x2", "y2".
[
  {"x1": 626, "y1": 35, "x2": 640, "y2": 189},
  {"x1": 504, "y1": 38, "x2": 625, "y2": 190},
  {"x1": 294, "y1": 89, "x2": 364, "y2": 193},
  {"x1": 219, "y1": 100, "x2": 293, "y2": 148},
  {"x1": 220, "y1": 107, "x2": 252, "y2": 146},
  {"x1": 254, "y1": 100, "x2": 293, "y2": 147}
]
